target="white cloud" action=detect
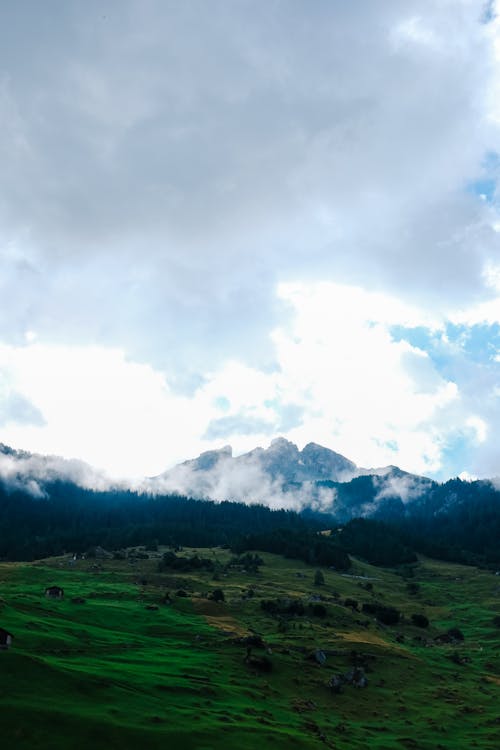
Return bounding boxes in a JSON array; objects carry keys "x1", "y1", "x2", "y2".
[
  {"x1": 465, "y1": 414, "x2": 488, "y2": 442},
  {"x1": 0, "y1": 342, "x2": 214, "y2": 476},
  {"x1": 0, "y1": 3, "x2": 500, "y2": 481},
  {"x1": 0, "y1": 280, "x2": 480, "y2": 480},
  {"x1": 0, "y1": 449, "x2": 114, "y2": 497},
  {"x1": 269, "y1": 282, "x2": 459, "y2": 473},
  {"x1": 0, "y1": 0, "x2": 498, "y2": 376},
  {"x1": 374, "y1": 473, "x2": 431, "y2": 504}
]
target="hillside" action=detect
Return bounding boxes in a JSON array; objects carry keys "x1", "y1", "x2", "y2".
[{"x1": 0, "y1": 548, "x2": 498, "y2": 749}]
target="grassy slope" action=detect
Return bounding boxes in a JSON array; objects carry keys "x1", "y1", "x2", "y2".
[{"x1": 0, "y1": 550, "x2": 499, "y2": 750}]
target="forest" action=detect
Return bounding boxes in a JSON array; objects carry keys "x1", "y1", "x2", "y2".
[{"x1": 1, "y1": 474, "x2": 499, "y2": 568}]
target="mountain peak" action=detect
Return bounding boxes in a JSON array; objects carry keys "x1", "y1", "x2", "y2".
[
  {"x1": 299, "y1": 442, "x2": 357, "y2": 481},
  {"x1": 269, "y1": 437, "x2": 296, "y2": 449},
  {"x1": 267, "y1": 437, "x2": 300, "y2": 457},
  {"x1": 181, "y1": 445, "x2": 232, "y2": 472},
  {"x1": 169, "y1": 438, "x2": 359, "y2": 487}
]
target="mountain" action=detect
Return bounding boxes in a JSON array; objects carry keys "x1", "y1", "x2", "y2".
[
  {"x1": 0, "y1": 438, "x2": 439, "y2": 520},
  {"x1": 174, "y1": 438, "x2": 357, "y2": 482},
  {"x1": 0, "y1": 440, "x2": 499, "y2": 566},
  {"x1": 154, "y1": 437, "x2": 432, "y2": 516}
]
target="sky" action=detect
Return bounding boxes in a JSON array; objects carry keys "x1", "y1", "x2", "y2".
[{"x1": 2, "y1": 0, "x2": 500, "y2": 481}]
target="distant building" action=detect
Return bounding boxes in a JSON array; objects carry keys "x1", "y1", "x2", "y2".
[
  {"x1": 0, "y1": 627, "x2": 13, "y2": 649},
  {"x1": 45, "y1": 585, "x2": 64, "y2": 599}
]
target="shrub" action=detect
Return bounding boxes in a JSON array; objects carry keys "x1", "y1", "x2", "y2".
[
  {"x1": 159, "y1": 551, "x2": 214, "y2": 573},
  {"x1": 376, "y1": 606, "x2": 400, "y2": 626},
  {"x1": 362, "y1": 602, "x2": 400, "y2": 625},
  {"x1": 246, "y1": 655, "x2": 272, "y2": 672},
  {"x1": 229, "y1": 553, "x2": 263, "y2": 572},
  {"x1": 260, "y1": 598, "x2": 305, "y2": 617},
  {"x1": 309, "y1": 603, "x2": 327, "y2": 618},
  {"x1": 210, "y1": 588, "x2": 225, "y2": 603},
  {"x1": 447, "y1": 627, "x2": 464, "y2": 641},
  {"x1": 314, "y1": 570, "x2": 325, "y2": 586},
  {"x1": 411, "y1": 613, "x2": 429, "y2": 628}
]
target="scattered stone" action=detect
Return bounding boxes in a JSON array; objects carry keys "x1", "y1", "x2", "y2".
[
  {"x1": 314, "y1": 649, "x2": 327, "y2": 666},
  {"x1": 345, "y1": 667, "x2": 368, "y2": 688},
  {"x1": 328, "y1": 675, "x2": 344, "y2": 694}
]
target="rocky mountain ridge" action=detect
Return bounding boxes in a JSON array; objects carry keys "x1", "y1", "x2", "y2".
[
  {"x1": 174, "y1": 437, "x2": 359, "y2": 483},
  {"x1": 152, "y1": 437, "x2": 435, "y2": 517}
]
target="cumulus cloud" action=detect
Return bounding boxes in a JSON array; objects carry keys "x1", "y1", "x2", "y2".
[
  {"x1": 0, "y1": 278, "x2": 497, "y2": 481},
  {"x1": 0, "y1": 0, "x2": 499, "y2": 376},
  {"x1": 1, "y1": 2, "x2": 500, "y2": 479}
]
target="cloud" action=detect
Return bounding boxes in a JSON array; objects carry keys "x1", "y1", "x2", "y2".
[
  {"x1": 142, "y1": 447, "x2": 338, "y2": 512},
  {"x1": 373, "y1": 472, "x2": 432, "y2": 504},
  {"x1": 204, "y1": 414, "x2": 274, "y2": 441},
  {"x1": 0, "y1": 278, "x2": 497, "y2": 481},
  {"x1": 0, "y1": 0, "x2": 498, "y2": 378},
  {"x1": 0, "y1": 446, "x2": 116, "y2": 497},
  {"x1": 0, "y1": 390, "x2": 45, "y2": 427},
  {"x1": 1, "y1": 3, "x2": 500, "y2": 479}
]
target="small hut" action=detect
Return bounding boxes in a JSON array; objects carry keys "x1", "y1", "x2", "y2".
[
  {"x1": 45, "y1": 585, "x2": 64, "y2": 599},
  {"x1": 0, "y1": 627, "x2": 14, "y2": 650}
]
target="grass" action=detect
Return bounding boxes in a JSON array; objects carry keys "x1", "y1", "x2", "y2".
[{"x1": 0, "y1": 548, "x2": 499, "y2": 749}]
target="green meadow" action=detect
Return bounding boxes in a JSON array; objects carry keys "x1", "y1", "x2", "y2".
[{"x1": 0, "y1": 549, "x2": 499, "y2": 749}]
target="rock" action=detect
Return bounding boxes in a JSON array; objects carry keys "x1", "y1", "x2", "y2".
[
  {"x1": 315, "y1": 649, "x2": 327, "y2": 666},
  {"x1": 306, "y1": 649, "x2": 327, "y2": 665},
  {"x1": 328, "y1": 675, "x2": 344, "y2": 694},
  {"x1": 345, "y1": 667, "x2": 368, "y2": 688}
]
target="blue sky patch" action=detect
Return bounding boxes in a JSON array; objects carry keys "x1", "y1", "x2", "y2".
[{"x1": 390, "y1": 322, "x2": 500, "y2": 373}]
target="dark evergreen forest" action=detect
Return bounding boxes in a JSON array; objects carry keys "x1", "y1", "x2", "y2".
[{"x1": 0, "y1": 475, "x2": 499, "y2": 568}]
